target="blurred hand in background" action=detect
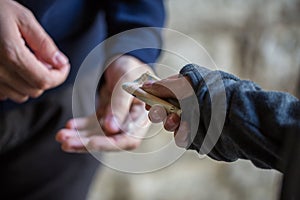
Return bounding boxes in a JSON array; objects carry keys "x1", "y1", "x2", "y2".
[{"x1": 56, "y1": 55, "x2": 152, "y2": 152}]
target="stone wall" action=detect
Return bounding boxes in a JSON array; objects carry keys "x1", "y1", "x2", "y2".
[{"x1": 88, "y1": 1, "x2": 300, "y2": 200}]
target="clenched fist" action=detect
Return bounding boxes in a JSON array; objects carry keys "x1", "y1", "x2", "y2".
[{"x1": 0, "y1": 0, "x2": 70, "y2": 102}]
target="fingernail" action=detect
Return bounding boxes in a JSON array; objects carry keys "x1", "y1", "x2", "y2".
[
  {"x1": 149, "y1": 105, "x2": 166, "y2": 123},
  {"x1": 54, "y1": 51, "x2": 69, "y2": 66}
]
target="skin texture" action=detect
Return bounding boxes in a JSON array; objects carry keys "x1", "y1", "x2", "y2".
[
  {"x1": 0, "y1": 0, "x2": 70, "y2": 102},
  {"x1": 56, "y1": 56, "x2": 154, "y2": 152},
  {"x1": 1, "y1": 0, "x2": 152, "y2": 152},
  {"x1": 142, "y1": 75, "x2": 193, "y2": 147}
]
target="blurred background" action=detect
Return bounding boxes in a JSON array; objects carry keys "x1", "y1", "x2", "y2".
[{"x1": 88, "y1": 0, "x2": 300, "y2": 199}]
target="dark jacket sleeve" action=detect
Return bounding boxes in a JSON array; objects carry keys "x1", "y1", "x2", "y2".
[
  {"x1": 180, "y1": 64, "x2": 300, "y2": 171},
  {"x1": 103, "y1": 0, "x2": 165, "y2": 65}
]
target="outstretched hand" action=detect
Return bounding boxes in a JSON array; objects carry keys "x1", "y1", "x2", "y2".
[{"x1": 56, "y1": 56, "x2": 152, "y2": 152}]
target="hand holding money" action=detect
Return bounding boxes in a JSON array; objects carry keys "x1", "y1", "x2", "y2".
[{"x1": 122, "y1": 72, "x2": 182, "y2": 116}]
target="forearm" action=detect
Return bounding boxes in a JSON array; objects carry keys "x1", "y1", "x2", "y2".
[{"x1": 180, "y1": 64, "x2": 300, "y2": 171}]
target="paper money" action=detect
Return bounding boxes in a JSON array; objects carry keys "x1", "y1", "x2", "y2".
[{"x1": 122, "y1": 72, "x2": 182, "y2": 116}]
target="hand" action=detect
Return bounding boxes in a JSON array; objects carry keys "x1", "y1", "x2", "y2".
[
  {"x1": 0, "y1": 0, "x2": 70, "y2": 102},
  {"x1": 56, "y1": 55, "x2": 152, "y2": 152},
  {"x1": 141, "y1": 75, "x2": 194, "y2": 147}
]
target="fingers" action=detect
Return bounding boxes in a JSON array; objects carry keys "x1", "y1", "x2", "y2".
[
  {"x1": 0, "y1": 82, "x2": 28, "y2": 103},
  {"x1": 65, "y1": 116, "x2": 99, "y2": 130},
  {"x1": 143, "y1": 75, "x2": 193, "y2": 149},
  {"x1": 142, "y1": 76, "x2": 193, "y2": 100},
  {"x1": 148, "y1": 105, "x2": 189, "y2": 148},
  {"x1": 58, "y1": 134, "x2": 141, "y2": 153},
  {"x1": 163, "y1": 113, "x2": 180, "y2": 132},
  {"x1": 16, "y1": 45, "x2": 70, "y2": 90},
  {"x1": 56, "y1": 128, "x2": 100, "y2": 142},
  {"x1": 121, "y1": 100, "x2": 150, "y2": 137},
  {"x1": 142, "y1": 80, "x2": 176, "y2": 98},
  {"x1": 174, "y1": 121, "x2": 190, "y2": 148},
  {"x1": 56, "y1": 129, "x2": 78, "y2": 143},
  {"x1": 0, "y1": 67, "x2": 43, "y2": 98},
  {"x1": 100, "y1": 81, "x2": 134, "y2": 135},
  {"x1": 60, "y1": 137, "x2": 89, "y2": 153},
  {"x1": 100, "y1": 86, "x2": 150, "y2": 136},
  {"x1": 101, "y1": 112, "x2": 122, "y2": 135},
  {"x1": 0, "y1": 56, "x2": 69, "y2": 102},
  {"x1": 148, "y1": 104, "x2": 180, "y2": 131},
  {"x1": 57, "y1": 56, "x2": 154, "y2": 153},
  {"x1": 129, "y1": 98, "x2": 148, "y2": 122},
  {"x1": 56, "y1": 116, "x2": 104, "y2": 153},
  {"x1": 16, "y1": 5, "x2": 68, "y2": 68},
  {"x1": 148, "y1": 104, "x2": 167, "y2": 123},
  {"x1": 0, "y1": 45, "x2": 70, "y2": 100},
  {"x1": 56, "y1": 117, "x2": 142, "y2": 152},
  {"x1": 87, "y1": 134, "x2": 141, "y2": 151},
  {"x1": 58, "y1": 113, "x2": 184, "y2": 153},
  {"x1": 0, "y1": 1, "x2": 70, "y2": 103}
]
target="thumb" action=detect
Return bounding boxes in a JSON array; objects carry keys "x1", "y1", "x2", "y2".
[
  {"x1": 142, "y1": 80, "x2": 176, "y2": 98},
  {"x1": 102, "y1": 86, "x2": 133, "y2": 135},
  {"x1": 142, "y1": 76, "x2": 193, "y2": 100},
  {"x1": 17, "y1": 10, "x2": 69, "y2": 68}
]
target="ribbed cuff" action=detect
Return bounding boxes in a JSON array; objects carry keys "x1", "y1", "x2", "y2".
[{"x1": 179, "y1": 64, "x2": 212, "y2": 92}]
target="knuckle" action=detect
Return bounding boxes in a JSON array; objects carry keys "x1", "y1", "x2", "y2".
[
  {"x1": 17, "y1": 8, "x2": 34, "y2": 27},
  {"x1": 163, "y1": 123, "x2": 172, "y2": 132},
  {"x1": 35, "y1": 79, "x2": 49, "y2": 90},
  {"x1": 39, "y1": 36, "x2": 56, "y2": 53},
  {"x1": 2, "y1": 42, "x2": 17, "y2": 63},
  {"x1": 29, "y1": 89, "x2": 44, "y2": 98},
  {"x1": 39, "y1": 37, "x2": 48, "y2": 50},
  {"x1": 15, "y1": 95, "x2": 29, "y2": 103},
  {"x1": 43, "y1": 75, "x2": 60, "y2": 89}
]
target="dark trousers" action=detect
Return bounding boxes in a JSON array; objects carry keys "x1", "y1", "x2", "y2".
[{"x1": 0, "y1": 87, "x2": 99, "y2": 200}]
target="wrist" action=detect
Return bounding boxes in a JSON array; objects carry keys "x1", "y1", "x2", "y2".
[
  {"x1": 179, "y1": 64, "x2": 211, "y2": 92},
  {"x1": 105, "y1": 55, "x2": 153, "y2": 82}
]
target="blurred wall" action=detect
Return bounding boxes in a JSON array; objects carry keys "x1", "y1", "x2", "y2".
[{"x1": 88, "y1": 1, "x2": 300, "y2": 200}]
